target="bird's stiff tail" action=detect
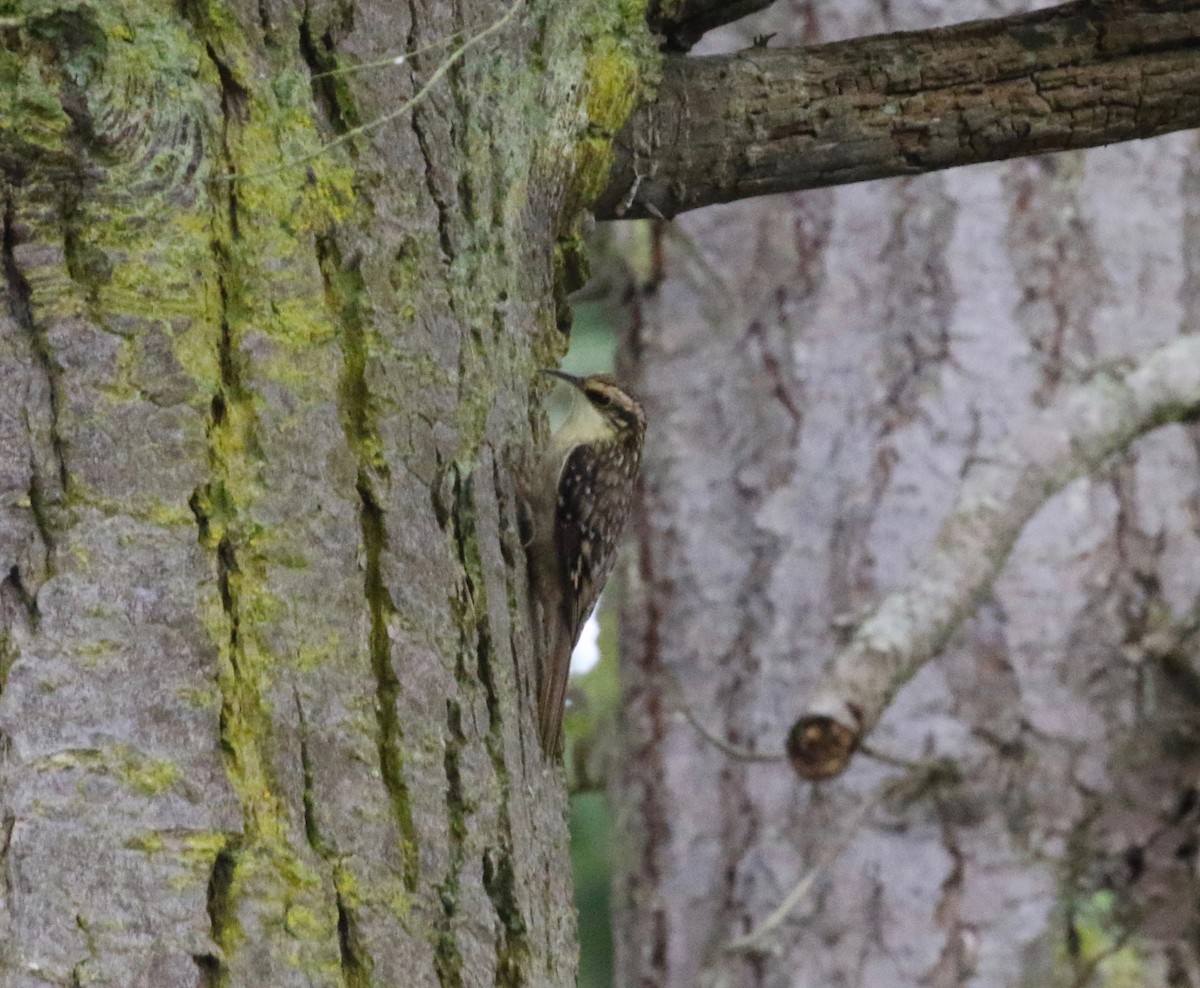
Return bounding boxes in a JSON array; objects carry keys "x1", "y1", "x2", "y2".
[{"x1": 537, "y1": 623, "x2": 573, "y2": 758}]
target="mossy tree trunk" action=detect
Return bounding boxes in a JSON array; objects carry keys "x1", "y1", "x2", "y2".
[{"x1": 0, "y1": 1, "x2": 649, "y2": 985}]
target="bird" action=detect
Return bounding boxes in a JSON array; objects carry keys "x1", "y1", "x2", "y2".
[{"x1": 525, "y1": 370, "x2": 646, "y2": 757}]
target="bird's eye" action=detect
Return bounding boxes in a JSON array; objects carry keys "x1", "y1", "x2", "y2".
[{"x1": 591, "y1": 390, "x2": 613, "y2": 407}]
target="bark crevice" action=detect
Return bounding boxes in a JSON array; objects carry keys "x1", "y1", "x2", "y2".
[
  {"x1": 294, "y1": 689, "x2": 325, "y2": 858},
  {"x1": 316, "y1": 231, "x2": 421, "y2": 894},
  {"x1": 466, "y1": 455, "x2": 532, "y2": 986},
  {"x1": 298, "y1": 10, "x2": 357, "y2": 137},
  {"x1": 404, "y1": 1, "x2": 459, "y2": 264},
  {"x1": 202, "y1": 842, "x2": 239, "y2": 988},
  {"x1": 3, "y1": 195, "x2": 68, "y2": 500},
  {"x1": 186, "y1": 57, "x2": 277, "y2": 977},
  {"x1": 431, "y1": 465, "x2": 478, "y2": 988},
  {"x1": 357, "y1": 473, "x2": 421, "y2": 891},
  {"x1": 435, "y1": 696, "x2": 468, "y2": 988},
  {"x1": 294, "y1": 687, "x2": 375, "y2": 987},
  {"x1": 1, "y1": 566, "x2": 38, "y2": 632},
  {"x1": 336, "y1": 888, "x2": 372, "y2": 988}
]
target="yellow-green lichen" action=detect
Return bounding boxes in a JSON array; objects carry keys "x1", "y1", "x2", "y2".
[
  {"x1": 113, "y1": 745, "x2": 183, "y2": 796},
  {"x1": 583, "y1": 38, "x2": 642, "y2": 135},
  {"x1": 34, "y1": 744, "x2": 183, "y2": 796},
  {"x1": 561, "y1": 0, "x2": 656, "y2": 216},
  {"x1": 390, "y1": 885, "x2": 413, "y2": 921},
  {"x1": 180, "y1": 831, "x2": 232, "y2": 862},
  {"x1": 284, "y1": 903, "x2": 330, "y2": 940},
  {"x1": 71, "y1": 639, "x2": 118, "y2": 669},
  {"x1": 176, "y1": 683, "x2": 222, "y2": 709},
  {"x1": 182, "y1": 0, "x2": 253, "y2": 78},
  {"x1": 1, "y1": 52, "x2": 72, "y2": 153},
  {"x1": 292, "y1": 639, "x2": 337, "y2": 672},
  {"x1": 570, "y1": 136, "x2": 621, "y2": 213},
  {"x1": 1056, "y1": 892, "x2": 1146, "y2": 988},
  {"x1": 196, "y1": 575, "x2": 287, "y2": 841},
  {"x1": 125, "y1": 831, "x2": 166, "y2": 854},
  {"x1": 145, "y1": 500, "x2": 198, "y2": 528}
]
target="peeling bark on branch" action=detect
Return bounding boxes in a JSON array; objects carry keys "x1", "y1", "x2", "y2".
[
  {"x1": 599, "y1": 0, "x2": 1200, "y2": 218},
  {"x1": 789, "y1": 335, "x2": 1200, "y2": 782}
]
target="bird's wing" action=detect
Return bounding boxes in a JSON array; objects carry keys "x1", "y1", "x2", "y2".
[
  {"x1": 554, "y1": 443, "x2": 611, "y2": 639},
  {"x1": 537, "y1": 443, "x2": 606, "y2": 755}
]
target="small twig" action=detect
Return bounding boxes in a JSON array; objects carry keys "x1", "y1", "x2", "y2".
[
  {"x1": 859, "y1": 742, "x2": 947, "y2": 773},
  {"x1": 680, "y1": 698, "x2": 953, "y2": 773},
  {"x1": 309, "y1": 33, "x2": 461, "y2": 79},
  {"x1": 678, "y1": 700, "x2": 785, "y2": 762},
  {"x1": 663, "y1": 668, "x2": 784, "y2": 762},
  {"x1": 616, "y1": 170, "x2": 643, "y2": 217},
  {"x1": 724, "y1": 787, "x2": 883, "y2": 954},
  {"x1": 221, "y1": 0, "x2": 523, "y2": 183}
]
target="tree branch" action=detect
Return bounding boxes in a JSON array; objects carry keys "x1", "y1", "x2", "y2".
[
  {"x1": 646, "y1": 0, "x2": 774, "y2": 52},
  {"x1": 598, "y1": 0, "x2": 1200, "y2": 218},
  {"x1": 787, "y1": 335, "x2": 1200, "y2": 782}
]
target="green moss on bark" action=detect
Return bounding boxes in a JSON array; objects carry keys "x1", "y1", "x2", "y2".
[{"x1": 3, "y1": 0, "x2": 659, "y2": 983}]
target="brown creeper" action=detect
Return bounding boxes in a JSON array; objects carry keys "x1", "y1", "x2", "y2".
[{"x1": 526, "y1": 370, "x2": 645, "y2": 756}]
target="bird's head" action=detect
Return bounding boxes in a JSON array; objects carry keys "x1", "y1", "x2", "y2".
[{"x1": 543, "y1": 370, "x2": 645, "y2": 438}]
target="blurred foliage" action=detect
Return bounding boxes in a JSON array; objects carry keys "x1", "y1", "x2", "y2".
[
  {"x1": 569, "y1": 596, "x2": 622, "y2": 988},
  {"x1": 571, "y1": 790, "x2": 617, "y2": 988},
  {"x1": 1057, "y1": 891, "x2": 1146, "y2": 988},
  {"x1": 543, "y1": 299, "x2": 621, "y2": 428},
  {"x1": 564, "y1": 294, "x2": 622, "y2": 988},
  {"x1": 564, "y1": 299, "x2": 622, "y2": 375},
  {"x1": 565, "y1": 594, "x2": 623, "y2": 775}
]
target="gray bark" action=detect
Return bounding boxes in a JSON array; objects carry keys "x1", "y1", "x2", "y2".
[
  {"x1": 0, "y1": 1, "x2": 645, "y2": 984},
  {"x1": 791, "y1": 335, "x2": 1200, "y2": 782},
  {"x1": 613, "y1": 2, "x2": 1200, "y2": 987}
]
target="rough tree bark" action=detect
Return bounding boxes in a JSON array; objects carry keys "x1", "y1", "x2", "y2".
[
  {"x1": 0, "y1": 1, "x2": 650, "y2": 985},
  {"x1": 6, "y1": 0, "x2": 1200, "y2": 985},
  {"x1": 601, "y1": 0, "x2": 1200, "y2": 218},
  {"x1": 614, "y1": 2, "x2": 1200, "y2": 987}
]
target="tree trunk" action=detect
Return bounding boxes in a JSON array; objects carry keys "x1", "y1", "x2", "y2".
[
  {"x1": 0, "y1": 2, "x2": 649, "y2": 985},
  {"x1": 615, "y1": 3, "x2": 1200, "y2": 987}
]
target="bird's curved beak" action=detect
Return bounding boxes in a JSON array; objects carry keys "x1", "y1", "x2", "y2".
[{"x1": 541, "y1": 368, "x2": 584, "y2": 389}]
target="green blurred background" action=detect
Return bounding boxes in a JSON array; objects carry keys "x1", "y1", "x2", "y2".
[{"x1": 559, "y1": 296, "x2": 623, "y2": 988}]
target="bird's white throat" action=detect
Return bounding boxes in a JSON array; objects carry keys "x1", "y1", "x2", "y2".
[{"x1": 552, "y1": 387, "x2": 612, "y2": 449}]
